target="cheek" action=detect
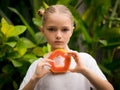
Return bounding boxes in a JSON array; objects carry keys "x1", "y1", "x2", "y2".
[
  {"x1": 45, "y1": 34, "x2": 54, "y2": 42},
  {"x1": 64, "y1": 34, "x2": 72, "y2": 42},
  {"x1": 66, "y1": 31, "x2": 73, "y2": 39},
  {"x1": 67, "y1": 32, "x2": 73, "y2": 41}
]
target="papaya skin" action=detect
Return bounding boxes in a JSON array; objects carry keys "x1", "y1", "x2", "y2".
[{"x1": 48, "y1": 49, "x2": 71, "y2": 73}]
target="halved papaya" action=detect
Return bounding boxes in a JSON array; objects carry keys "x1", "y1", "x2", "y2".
[{"x1": 48, "y1": 49, "x2": 71, "y2": 73}]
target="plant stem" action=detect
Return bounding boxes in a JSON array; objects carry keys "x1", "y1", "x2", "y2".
[{"x1": 109, "y1": 0, "x2": 120, "y2": 28}]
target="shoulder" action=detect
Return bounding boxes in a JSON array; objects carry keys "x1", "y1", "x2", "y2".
[
  {"x1": 79, "y1": 52, "x2": 94, "y2": 58},
  {"x1": 78, "y1": 52, "x2": 107, "y2": 79},
  {"x1": 79, "y1": 52, "x2": 96, "y2": 62},
  {"x1": 78, "y1": 52, "x2": 98, "y2": 68}
]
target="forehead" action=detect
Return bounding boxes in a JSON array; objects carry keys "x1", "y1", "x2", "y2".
[{"x1": 45, "y1": 13, "x2": 73, "y2": 25}]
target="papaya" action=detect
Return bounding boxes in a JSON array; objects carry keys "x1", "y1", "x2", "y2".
[{"x1": 48, "y1": 49, "x2": 71, "y2": 73}]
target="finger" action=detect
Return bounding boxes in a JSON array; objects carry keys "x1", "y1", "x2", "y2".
[
  {"x1": 69, "y1": 68, "x2": 76, "y2": 72},
  {"x1": 42, "y1": 58, "x2": 55, "y2": 63},
  {"x1": 67, "y1": 51, "x2": 79, "y2": 62},
  {"x1": 67, "y1": 51, "x2": 78, "y2": 57},
  {"x1": 43, "y1": 62, "x2": 52, "y2": 67},
  {"x1": 46, "y1": 59, "x2": 55, "y2": 63}
]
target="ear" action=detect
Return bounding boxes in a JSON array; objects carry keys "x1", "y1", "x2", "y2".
[
  {"x1": 40, "y1": 26, "x2": 44, "y2": 34},
  {"x1": 70, "y1": 27, "x2": 74, "y2": 37}
]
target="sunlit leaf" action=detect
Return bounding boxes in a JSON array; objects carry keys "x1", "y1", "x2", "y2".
[
  {"x1": 1, "y1": 18, "x2": 26, "y2": 38},
  {"x1": 22, "y1": 54, "x2": 37, "y2": 63},
  {"x1": 33, "y1": 46, "x2": 44, "y2": 56},
  {"x1": 99, "y1": 40, "x2": 108, "y2": 46},
  {"x1": 13, "y1": 25, "x2": 26, "y2": 35},
  {"x1": 1, "y1": 18, "x2": 14, "y2": 37},
  {"x1": 6, "y1": 25, "x2": 26, "y2": 37},
  {"x1": 16, "y1": 39, "x2": 27, "y2": 56},
  {"x1": 11, "y1": 59, "x2": 22, "y2": 67},
  {"x1": 21, "y1": 37, "x2": 36, "y2": 48},
  {"x1": 5, "y1": 42, "x2": 17, "y2": 47},
  {"x1": 47, "y1": 44, "x2": 51, "y2": 52},
  {"x1": 42, "y1": 1, "x2": 49, "y2": 8}
]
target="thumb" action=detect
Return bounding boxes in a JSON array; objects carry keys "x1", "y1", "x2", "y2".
[{"x1": 69, "y1": 68, "x2": 76, "y2": 72}]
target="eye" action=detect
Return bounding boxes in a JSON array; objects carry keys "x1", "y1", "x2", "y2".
[
  {"x1": 62, "y1": 28, "x2": 69, "y2": 32},
  {"x1": 47, "y1": 27, "x2": 56, "y2": 32}
]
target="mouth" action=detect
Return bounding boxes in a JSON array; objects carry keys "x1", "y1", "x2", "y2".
[{"x1": 54, "y1": 41, "x2": 63, "y2": 44}]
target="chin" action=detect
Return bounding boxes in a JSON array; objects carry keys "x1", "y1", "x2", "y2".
[{"x1": 53, "y1": 46, "x2": 64, "y2": 50}]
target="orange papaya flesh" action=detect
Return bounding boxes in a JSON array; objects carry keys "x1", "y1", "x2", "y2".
[{"x1": 48, "y1": 49, "x2": 71, "y2": 73}]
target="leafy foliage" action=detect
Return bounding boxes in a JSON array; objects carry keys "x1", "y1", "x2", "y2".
[
  {"x1": 0, "y1": 18, "x2": 49, "y2": 89},
  {"x1": 0, "y1": 0, "x2": 120, "y2": 90}
]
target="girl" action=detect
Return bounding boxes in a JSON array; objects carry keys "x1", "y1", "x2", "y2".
[{"x1": 19, "y1": 5, "x2": 114, "y2": 90}]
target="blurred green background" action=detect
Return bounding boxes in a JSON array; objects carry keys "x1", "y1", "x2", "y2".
[{"x1": 0, "y1": 0, "x2": 120, "y2": 90}]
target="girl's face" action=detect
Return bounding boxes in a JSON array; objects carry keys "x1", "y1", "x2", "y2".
[{"x1": 41, "y1": 13, "x2": 74, "y2": 50}]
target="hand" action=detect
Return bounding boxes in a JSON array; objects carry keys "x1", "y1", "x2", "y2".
[
  {"x1": 33, "y1": 59, "x2": 52, "y2": 79},
  {"x1": 67, "y1": 50, "x2": 86, "y2": 73}
]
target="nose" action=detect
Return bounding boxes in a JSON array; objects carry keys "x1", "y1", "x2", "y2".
[{"x1": 56, "y1": 31, "x2": 62, "y2": 39}]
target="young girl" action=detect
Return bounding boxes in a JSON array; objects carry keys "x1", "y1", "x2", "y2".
[{"x1": 19, "y1": 5, "x2": 114, "y2": 90}]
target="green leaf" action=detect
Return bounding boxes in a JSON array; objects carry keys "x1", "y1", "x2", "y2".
[
  {"x1": 21, "y1": 37, "x2": 36, "y2": 48},
  {"x1": 104, "y1": 42, "x2": 120, "y2": 48},
  {"x1": 33, "y1": 45, "x2": 50, "y2": 57},
  {"x1": 98, "y1": 27, "x2": 120, "y2": 40},
  {"x1": 57, "y1": 0, "x2": 70, "y2": 5},
  {"x1": 35, "y1": 32, "x2": 47, "y2": 44},
  {"x1": 99, "y1": 64, "x2": 112, "y2": 76},
  {"x1": 2, "y1": 65, "x2": 14, "y2": 74},
  {"x1": 11, "y1": 59, "x2": 22, "y2": 67},
  {"x1": 32, "y1": 17, "x2": 42, "y2": 27},
  {"x1": 0, "y1": 31, "x2": 4, "y2": 43},
  {"x1": 13, "y1": 25, "x2": 26, "y2": 35},
  {"x1": 47, "y1": 44, "x2": 51, "y2": 52},
  {"x1": 1, "y1": 18, "x2": 26, "y2": 38},
  {"x1": 13, "y1": 81, "x2": 18, "y2": 90},
  {"x1": 99, "y1": 40, "x2": 108, "y2": 46},
  {"x1": 16, "y1": 39, "x2": 27, "y2": 56},
  {"x1": 6, "y1": 25, "x2": 26, "y2": 37},
  {"x1": 0, "y1": 45, "x2": 5, "y2": 58},
  {"x1": 5, "y1": 42, "x2": 17, "y2": 47},
  {"x1": 22, "y1": 54, "x2": 37, "y2": 63},
  {"x1": 1, "y1": 18, "x2": 14, "y2": 37},
  {"x1": 7, "y1": 51, "x2": 21, "y2": 59},
  {"x1": 33, "y1": 46, "x2": 44, "y2": 56},
  {"x1": 42, "y1": 1, "x2": 49, "y2": 8},
  {"x1": 8, "y1": 7, "x2": 36, "y2": 42}
]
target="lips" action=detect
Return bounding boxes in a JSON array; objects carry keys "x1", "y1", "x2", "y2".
[{"x1": 54, "y1": 41, "x2": 63, "y2": 44}]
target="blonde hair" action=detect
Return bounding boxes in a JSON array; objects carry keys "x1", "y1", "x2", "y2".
[{"x1": 38, "y1": 5, "x2": 74, "y2": 26}]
